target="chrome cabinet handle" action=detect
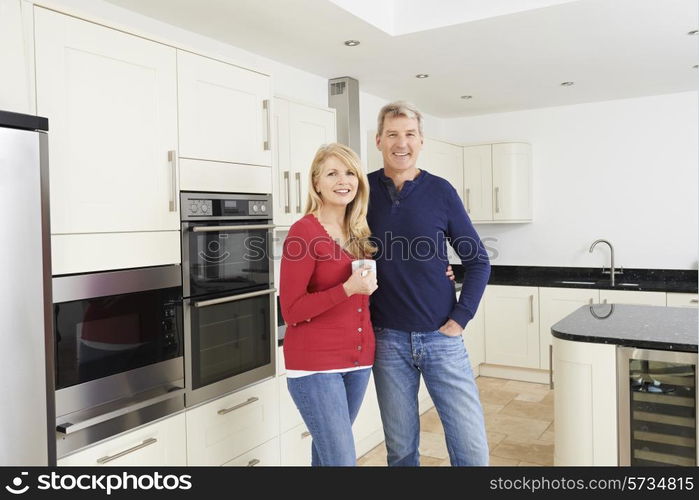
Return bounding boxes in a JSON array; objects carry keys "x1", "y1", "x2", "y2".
[
  {"x1": 495, "y1": 187, "x2": 500, "y2": 214},
  {"x1": 548, "y1": 344, "x2": 554, "y2": 390},
  {"x1": 168, "y1": 150, "x2": 177, "y2": 212},
  {"x1": 247, "y1": 458, "x2": 260, "y2": 467},
  {"x1": 301, "y1": 431, "x2": 311, "y2": 439},
  {"x1": 191, "y1": 224, "x2": 276, "y2": 233},
  {"x1": 603, "y1": 298, "x2": 608, "y2": 304},
  {"x1": 691, "y1": 299, "x2": 698, "y2": 304},
  {"x1": 589, "y1": 298, "x2": 594, "y2": 305},
  {"x1": 97, "y1": 438, "x2": 157, "y2": 464},
  {"x1": 295, "y1": 172, "x2": 302, "y2": 213},
  {"x1": 283, "y1": 171, "x2": 291, "y2": 214},
  {"x1": 218, "y1": 397, "x2": 259, "y2": 416},
  {"x1": 529, "y1": 295, "x2": 534, "y2": 323},
  {"x1": 465, "y1": 188, "x2": 471, "y2": 213},
  {"x1": 262, "y1": 100, "x2": 271, "y2": 151},
  {"x1": 195, "y1": 288, "x2": 276, "y2": 308}
]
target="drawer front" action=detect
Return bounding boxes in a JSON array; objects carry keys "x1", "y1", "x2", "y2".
[
  {"x1": 280, "y1": 423, "x2": 312, "y2": 466},
  {"x1": 667, "y1": 293, "x2": 699, "y2": 308},
  {"x1": 186, "y1": 378, "x2": 279, "y2": 465},
  {"x1": 222, "y1": 436, "x2": 280, "y2": 467},
  {"x1": 58, "y1": 413, "x2": 186, "y2": 466},
  {"x1": 278, "y1": 374, "x2": 304, "y2": 432}
]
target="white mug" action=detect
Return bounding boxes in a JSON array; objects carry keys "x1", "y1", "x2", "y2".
[{"x1": 352, "y1": 259, "x2": 376, "y2": 277}]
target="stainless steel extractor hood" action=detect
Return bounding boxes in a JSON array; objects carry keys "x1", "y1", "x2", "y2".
[{"x1": 328, "y1": 76, "x2": 360, "y2": 157}]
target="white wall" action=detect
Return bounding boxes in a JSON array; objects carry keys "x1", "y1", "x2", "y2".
[{"x1": 440, "y1": 91, "x2": 698, "y2": 270}]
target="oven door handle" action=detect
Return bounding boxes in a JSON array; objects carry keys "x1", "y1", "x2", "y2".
[
  {"x1": 56, "y1": 386, "x2": 185, "y2": 435},
  {"x1": 191, "y1": 224, "x2": 276, "y2": 233},
  {"x1": 194, "y1": 288, "x2": 277, "y2": 308}
]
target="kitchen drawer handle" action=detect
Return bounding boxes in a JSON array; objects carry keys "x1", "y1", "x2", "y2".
[
  {"x1": 247, "y1": 458, "x2": 260, "y2": 467},
  {"x1": 589, "y1": 298, "x2": 594, "y2": 305},
  {"x1": 529, "y1": 295, "x2": 534, "y2": 323},
  {"x1": 691, "y1": 299, "x2": 698, "y2": 303},
  {"x1": 283, "y1": 171, "x2": 291, "y2": 214},
  {"x1": 168, "y1": 150, "x2": 177, "y2": 212},
  {"x1": 96, "y1": 438, "x2": 157, "y2": 464},
  {"x1": 548, "y1": 344, "x2": 554, "y2": 390},
  {"x1": 603, "y1": 298, "x2": 608, "y2": 304},
  {"x1": 295, "y1": 172, "x2": 302, "y2": 213},
  {"x1": 301, "y1": 431, "x2": 311, "y2": 439},
  {"x1": 192, "y1": 224, "x2": 276, "y2": 233},
  {"x1": 218, "y1": 396, "x2": 259, "y2": 415},
  {"x1": 465, "y1": 188, "x2": 471, "y2": 213},
  {"x1": 262, "y1": 100, "x2": 271, "y2": 151},
  {"x1": 495, "y1": 187, "x2": 500, "y2": 214},
  {"x1": 195, "y1": 288, "x2": 276, "y2": 308}
]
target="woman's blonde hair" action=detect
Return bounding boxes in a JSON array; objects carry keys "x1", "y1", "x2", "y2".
[{"x1": 304, "y1": 143, "x2": 377, "y2": 259}]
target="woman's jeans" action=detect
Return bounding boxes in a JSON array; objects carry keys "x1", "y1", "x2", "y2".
[
  {"x1": 286, "y1": 368, "x2": 371, "y2": 466},
  {"x1": 373, "y1": 327, "x2": 489, "y2": 466}
]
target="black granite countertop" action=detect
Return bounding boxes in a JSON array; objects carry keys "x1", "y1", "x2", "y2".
[
  {"x1": 452, "y1": 265, "x2": 698, "y2": 294},
  {"x1": 551, "y1": 304, "x2": 698, "y2": 352}
]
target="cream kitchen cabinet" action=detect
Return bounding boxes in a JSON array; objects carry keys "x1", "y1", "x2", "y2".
[
  {"x1": 353, "y1": 372, "x2": 384, "y2": 458},
  {"x1": 185, "y1": 377, "x2": 279, "y2": 466},
  {"x1": 273, "y1": 97, "x2": 336, "y2": 226},
  {"x1": 421, "y1": 138, "x2": 464, "y2": 200},
  {"x1": 34, "y1": 7, "x2": 180, "y2": 274},
  {"x1": 539, "y1": 287, "x2": 599, "y2": 372},
  {"x1": 177, "y1": 50, "x2": 272, "y2": 168},
  {"x1": 223, "y1": 437, "x2": 280, "y2": 467},
  {"x1": 57, "y1": 413, "x2": 187, "y2": 466},
  {"x1": 599, "y1": 289, "x2": 666, "y2": 306},
  {"x1": 464, "y1": 143, "x2": 532, "y2": 223},
  {"x1": 553, "y1": 337, "x2": 617, "y2": 465},
  {"x1": 459, "y1": 291, "x2": 485, "y2": 375},
  {"x1": 666, "y1": 292, "x2": 698, "y2": 308},
  {"x1": 280, "y1": 423, "x2": 312, "y2": 466},
  {"x1": 484, "y1": 285, "x2": 540, "y2": 369}
]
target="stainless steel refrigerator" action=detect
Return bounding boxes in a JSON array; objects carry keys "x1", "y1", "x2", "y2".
[{"x1": 0, "y1": 110, "x2": 55, "y2": 465}]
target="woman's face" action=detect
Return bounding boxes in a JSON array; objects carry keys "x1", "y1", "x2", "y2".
[{"x1": 315, "y1": 156, "x2": 359, "y2": 208}]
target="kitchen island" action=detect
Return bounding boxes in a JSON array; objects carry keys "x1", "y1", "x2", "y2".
[{"x1": 551, "y1": 304, "x2": 697, "y2": 466}]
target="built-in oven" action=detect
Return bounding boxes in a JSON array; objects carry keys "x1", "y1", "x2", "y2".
[
  {"x1": 181, "y1": 192, "x2": 276, "y2": 407},
  {"x1": 52, "y1": 265, "x2": 185, "y2": 458}
]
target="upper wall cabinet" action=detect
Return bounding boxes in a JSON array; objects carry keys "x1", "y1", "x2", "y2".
[
  {"x1": 273, "y1": 97, "x2": 336, "y2": 227},
  {"x1": 465, "y1": 142, "x2": 533, "y2": 223},
  {"x1": 422, "y1": 138, "x2": 464, "y2": 201},
  {"x1": 34, "y1": 8, "x2": 181, "y2": 274},
  {"x1": 177, "y1": 51, "x2": 272, "y2": 167}
]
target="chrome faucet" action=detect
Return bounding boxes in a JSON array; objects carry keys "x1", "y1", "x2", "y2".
[{"x1": 589, "y1": 239, "x2": 623, "y2": 286}]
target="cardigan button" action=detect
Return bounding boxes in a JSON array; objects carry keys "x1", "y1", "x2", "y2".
[
  {"x1": 357, "y1": 308, "x2": 362, "y2": 313},
  {"x1": 305, "y1": 318, "x2": 311, "y2": 322},
  {"x1": 357, "y1": 345, "x2": 362, "y2": 351},
  {"x1": 357, "y1": 327, "x2": 362, "y2": 332},
  {"x1": 354, "y1": 361, "x2": 360, "y2": 366}
]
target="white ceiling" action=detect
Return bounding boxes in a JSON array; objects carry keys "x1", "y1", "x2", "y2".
[{"x1": 104, "y1": 0, "x2": 698, "y2": 118}]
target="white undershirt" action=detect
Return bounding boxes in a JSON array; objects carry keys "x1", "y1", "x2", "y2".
[{"x1": 285, "y1": 365, "x2": 373, "y2": 378}]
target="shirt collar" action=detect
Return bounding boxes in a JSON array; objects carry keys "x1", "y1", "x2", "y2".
[{"x1": 379, "y1": 168, "x2": 427, "y2": 201}]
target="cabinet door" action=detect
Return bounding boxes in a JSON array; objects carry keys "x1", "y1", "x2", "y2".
[
  {"x1": 353, "y1": 372, "x2": 383, "y2": 457},
  {"x1": 666, "y1": 292, "x2": 699, "y2": 308},
  {"x1": 57, "y1": 413, "x2": 187, "y2": 466},
  {"x1": 553, "y1": 337, "x2": 617, "y2": 465},
  {"x1": 273, "y1": 98, "x2": 294, "y2": 226},
  {"x1": 463, "y1": 145, "x2": 493, "y2": 221},
  {"x1": 288, "y1": 101, "x2": 336, "y2": 220},
  {"x1": 177, "y1": 50, "x2": 272, "y2": 166},
  {"x1": 460, "y1": 293, "x2": 485, "y2": 375},
  {"x1": 280, "y1": 424, "x2": 312, "y2": 466},
  {"x1": 599, "y1": 289, "x2": 666, "y2": 306},
  {"x1": 35, "y1": 8, "x2": 179, "y2": 234},
  {"x1": 422, "y1": 139, "x2": 464, "y2": 201},
  {"x1": 365, "y1": 130, "x2": 382, "y2": 173},
  {"x1": 492, "y1": 143, "x2": 532, "y2": 221},
  {"x1": 223, "y1": 436, "x2": 280, "y2": 467},
  {"x1": 484, "y1": 285, "x2": 540, "y2": 368},
  {"x1": 539, "y1": 287, "x2": 599, "y2": 370}
]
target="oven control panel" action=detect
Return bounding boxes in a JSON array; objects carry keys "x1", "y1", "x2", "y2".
[{"x1": 180, "y1": 192, "x2": 273, "y2": 220}]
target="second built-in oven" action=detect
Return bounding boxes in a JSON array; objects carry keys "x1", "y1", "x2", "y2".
[{"x1": 181, "y1": 192, "x2": 276, "y2": 407}]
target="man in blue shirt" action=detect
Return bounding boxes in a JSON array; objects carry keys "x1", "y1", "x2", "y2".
[{"x1": 367, "y1": 101, "x2": 490, "y2": 466}]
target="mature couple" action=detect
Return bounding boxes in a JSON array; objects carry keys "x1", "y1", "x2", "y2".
[{"x1": 279, "y1": 101, "x2": 491, "y2": 466}]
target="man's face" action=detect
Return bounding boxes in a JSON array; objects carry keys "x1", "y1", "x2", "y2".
[{"x1": 376, "y1": 115, "x2": 423, "y2": 172}]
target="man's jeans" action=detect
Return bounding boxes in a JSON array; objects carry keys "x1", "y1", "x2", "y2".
[
  {"x1": 373, "y1": 327, "x2": 489, "y2": 466},
  {"x1": 286, "y1": 368, "x2": 371, "y2": 466}
]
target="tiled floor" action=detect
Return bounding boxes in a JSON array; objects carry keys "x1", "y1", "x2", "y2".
[{"x1": 357, "y1": 376, "x2": 554, "y2": 466}]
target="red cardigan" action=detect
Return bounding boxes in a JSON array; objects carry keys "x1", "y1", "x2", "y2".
[{"x1": 280, "y1": 214, "x2": 375, "y2": 371}]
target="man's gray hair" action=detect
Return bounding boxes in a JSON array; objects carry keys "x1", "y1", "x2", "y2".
[{"x1": 377, "y1": 101, "x2": 424, "y2": 136}]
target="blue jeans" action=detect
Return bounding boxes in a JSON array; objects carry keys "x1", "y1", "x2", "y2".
[
  {"x1": 286, "y1": 368, "x2": 371, "y2": 466},
  {"x1": 372, "y1": 327, "x2": 488, "y2": 466}
]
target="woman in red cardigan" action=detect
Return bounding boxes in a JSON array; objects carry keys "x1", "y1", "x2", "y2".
[{"x1": 280, "y1": 143, "x2": 377, "y2": 466}]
